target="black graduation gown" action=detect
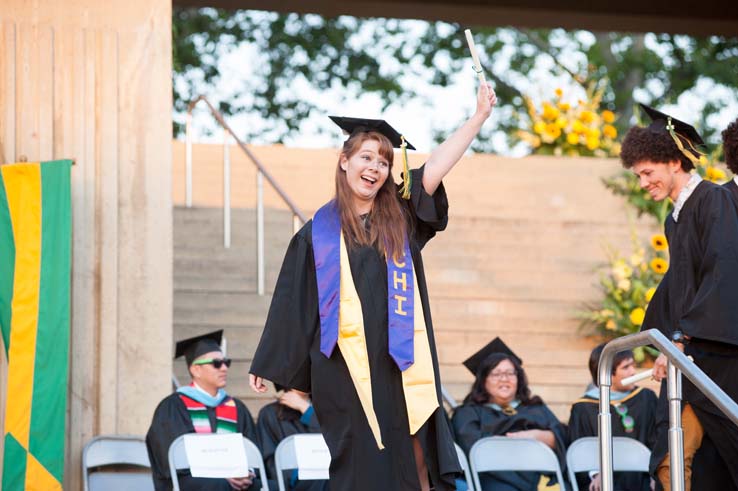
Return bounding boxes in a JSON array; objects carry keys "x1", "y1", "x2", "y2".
[
  {"x1": 723, "y1": 178, "x2": 738, "y2": 206},
  {"x1": 640, "y1": 181, "x2": 738, "y2": 490},
  {"x1": 145, "y1": 392, "x2": 261, "y2": 491},
  {"x1": 568, "y1": 387, "x2": 658, "y2": 491},
  {"x1": 451, "y1": 402, "x2": 568, "y2": 491},
  {"x1": 250, "y1": 166, "x2": 461, "y2": 491},
  {"x1": 256, "y1": 402, "x2": 329, "y2": 491}
]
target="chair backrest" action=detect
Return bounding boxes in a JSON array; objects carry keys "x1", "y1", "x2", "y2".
[
  {"x1": 566, "y1": 436, "x2": 651, "y2": 491},
  {"x1": 454, "y1": 443, "x2": 475, "y2": 491},
  {"x1": 167, "y1": 434, "x2": 268, "y2": 491},
  {"x1": 469, "y1": 436, "x2": 565, "y2": 491},
  {"x1": 274, "y1": 434, "x2": 330, "y2": 491},
  {"x1": 82, "y1": 435, "x2": 153, "y2": 491}
]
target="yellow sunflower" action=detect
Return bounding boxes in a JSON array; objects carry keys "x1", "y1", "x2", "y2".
[
  {"x1": 603, "y1": 124, "x2": 618, "y2": 139},
  {"x1": 566, "y1": 132, "x2": 579, "y2": 145},
  {"x1": 555, "y1": 88, "x2": 563, "y2": 97},
  {"x1": 629, "y1": 307, "x2": 646, "y2": 326},
  {"x1": 533, "y1": 121, "x2": 547, "y2": 135},
  {"x1": 650, "y1": 234, "x2": 668, "y2": 251},
  {"x1": 602, "y1": 110, "x2": 616, "y2": 123},
  {"x1": 545, "y1": 123, "x2": 562, "y2": 140},
  {"x1": 558, "y1": 102, "x2": 571, "y2": 111},
  {"x1": 572, "y1": 120, "x2": 585, "y2": 134},
  {"x1": 650, "y1": 258, "x2": 669, "y2": 274},
  {"x1": 645, "y1": 287, "x2": 656, "y2": 302},
  {"x1": 586, "y1": 136, "x2": 601, "y2": 151},
  {"x1": 706, "y1": 166, "x2": 727, "y2": 182},
  {"x1": 542, "y1": 102, "x2": 560, "y2": 121},
  {"x1": 579, "y1": 110, "x2": 596, "y2": 123}
]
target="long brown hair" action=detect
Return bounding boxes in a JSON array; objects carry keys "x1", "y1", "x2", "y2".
[{"x1": 335, "y1": 131, "x2": 408, "y2": 260}]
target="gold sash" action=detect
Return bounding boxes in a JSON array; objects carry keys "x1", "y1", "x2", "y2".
[{"x1": 337, "y1": 234, "x2": 438, "y2": 449}]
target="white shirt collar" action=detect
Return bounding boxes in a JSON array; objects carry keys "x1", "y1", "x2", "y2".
[
  {"x1": 672, "y1": 173, "x2": 703, "y2": 222},
  {"x1": 734, "y1": 176, "x2": 738, "y2": 187}
]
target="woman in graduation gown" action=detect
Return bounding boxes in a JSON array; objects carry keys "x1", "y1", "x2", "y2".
[
  {"x1": 451, "y1": 346, "x2": 567, "y2": 491},
  {"x1": 256, "y1": 388, "x2": 328, "y2": 490},
  {"x1": 249, "y1": 83, "x2": 497, "y2": 491}
]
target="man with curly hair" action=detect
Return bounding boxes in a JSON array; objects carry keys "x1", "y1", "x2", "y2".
[
  {"x1": 722, "y1": 118, "x2": 738, "y2": 202},
  {"x1": 620, "y1": 104, "x2": 738, "y2": 491}
]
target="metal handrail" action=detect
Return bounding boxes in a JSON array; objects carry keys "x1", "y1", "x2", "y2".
[
  {"x1": 597, "y1": 329, "x2": 738, "y2": 491},
  {"x1": 185, "y1": 96, "x2": 308, "y2": 295}
]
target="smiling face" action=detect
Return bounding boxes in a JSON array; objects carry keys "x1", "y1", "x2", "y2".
[
  {"x1": 631, "y1": 160, "x2": 686, "y2": 202},
  {"x1": 484, "y1": 358, "x2": 518, "y2": 406},
  {"x1": 339, "y1": 139, "x2": 391, "y2": 214}
]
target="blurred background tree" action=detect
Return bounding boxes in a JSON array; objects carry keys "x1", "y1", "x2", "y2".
[{"x1": 172, "y1": 8, "x2": 738, "y2": 154}]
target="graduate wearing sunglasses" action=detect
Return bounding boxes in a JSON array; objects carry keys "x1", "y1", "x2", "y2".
[{"x1": 146, "y1": 330, "x2": 261, "y2": 491}]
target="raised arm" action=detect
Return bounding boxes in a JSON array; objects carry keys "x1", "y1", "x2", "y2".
[{"x1": 422, "y1": 82, "x2": 497, "y2": 195}]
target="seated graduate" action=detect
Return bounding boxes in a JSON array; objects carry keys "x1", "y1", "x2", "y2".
[
  {"x1": 256, "y1": 384, "x2": 328, "y2": 490},
  {"x1": 451, "y1": 338, "x2": 567, "y2": 491},
  {"x1": 568, "y1": 343, "x2": 657, "y2": 491},
  {"x1": 145, "y1": 330, "x2": 260, "y2": 491}
]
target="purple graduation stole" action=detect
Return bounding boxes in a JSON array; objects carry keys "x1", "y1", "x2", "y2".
[{"x1": 312, "y1": 200, "x2": 415, "y2": 371}]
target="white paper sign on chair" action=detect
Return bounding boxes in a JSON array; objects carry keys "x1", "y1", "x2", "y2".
[
  {"x1": 184, "y1": 433, "x2": 250, "y2": 478},
  {"x1": 294, "y1": 434, "x2": 331, "y2": 480}
]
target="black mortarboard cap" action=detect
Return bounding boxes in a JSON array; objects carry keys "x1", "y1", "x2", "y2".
[
  {"x1": 175, "y1": 330, "x2": 223, "y2": 366},
  {"x1": 639, "y1": 104, "x2": 706, "y2": 160},
  {"x1": 329, "y1": 116, "x2": 416, "y2": 150},
  {"x1": 462, "y1": 337, "x2": 522, "y2": 376}
]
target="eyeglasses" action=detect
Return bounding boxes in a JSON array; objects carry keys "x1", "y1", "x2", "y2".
[
  {"x1": 192, "y1": 357, "x2": 232, "y2": 369},
  {"x1": 489, "y1": 370, "x2": 517, "y2": 380},
  {"x1": 614, "y1": 404, "x2": 635, "y2": 433}
]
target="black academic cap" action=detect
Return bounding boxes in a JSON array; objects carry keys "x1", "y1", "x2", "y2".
[
  {"x1": 273, "y1": 382, "x2": 286, "y2": 392},
  {"x1": 462, "y1": 337, "x2": 523, "y2": 376},
  {"x1": 175, "y1": 330, "x2": 223, "y2": 366},
  {"x1": 640, "y1": 103, "x2": 706, "y2": 149},
  {"x1": 329, "y1": 116, "x2": 416, "y2": 150}
]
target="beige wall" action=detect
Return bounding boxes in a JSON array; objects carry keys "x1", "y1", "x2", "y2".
[{"x1": 0, "y1": 1, "x2": 172, "y2": 489}]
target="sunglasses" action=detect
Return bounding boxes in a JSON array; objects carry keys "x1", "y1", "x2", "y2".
[{"x1": 192, "y1": 357, "x2": 232, "y2": 369}]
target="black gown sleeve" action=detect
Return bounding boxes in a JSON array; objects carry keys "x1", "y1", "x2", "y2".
[
  {"x1": 406, "y1": 165, "x2": 449, "y2": 249},
  {"x1": 679, "y1": 188, "x2": 738, "y2": 345},
  {"x1": 250, "y1": 227, "x2": 318, "y2": 392},
  {"x1": 450, "y1": 405, "x2": 483, "y2": 455},
  {"x1": 145, "y1": 395, "x2": 194, "y2": 490},
  {"x1": 567, "y1": 402, "x2": 596, "y2": 444}
]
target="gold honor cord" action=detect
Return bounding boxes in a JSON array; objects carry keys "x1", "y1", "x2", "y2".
[
  {"x1": 399, "y1": 136, "x2": 412, "y2": 200},
  {"x1": 666, "y1": 117, "x2": 706, "y2": 167},
  {"x1": 337, "y1": 232, "x2": 438, "y2": 449}
]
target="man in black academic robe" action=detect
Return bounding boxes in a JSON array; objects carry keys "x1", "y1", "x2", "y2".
[
  {"x1": 250, "y1": 167, "x2": 460, "y2": 491},
  {"x1": 256, "y1": 388, "x2": 328, "y2": 491},
  {"x1": 146, "y1": 331, "x2": 261, "y2": 491},
  {"x1": 569, "y1": 344, "x2": 657, "y2": 491},
  {"x1": 620, "y1": 105, "x2": 738, "y2": 491},
  {"x1": 722, "y1": 118, "x2": 738, "y2": 204}
]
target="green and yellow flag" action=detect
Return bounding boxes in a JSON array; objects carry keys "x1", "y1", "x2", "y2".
[{"x1": 0, "y1": 160, "x2": 72, "y2": 491}]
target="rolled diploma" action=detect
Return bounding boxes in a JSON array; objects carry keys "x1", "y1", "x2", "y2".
[
  {"x1": 464, "y1": 29, "x2": 487, "y2": 85},
  {"x1": 621, "y1": 355, "x2": 694, "y2": 386}
]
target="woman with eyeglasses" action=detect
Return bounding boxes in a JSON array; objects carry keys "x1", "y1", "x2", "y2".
[{"x1": 452, "y1": 340, "x2": 567, "y2": 491}]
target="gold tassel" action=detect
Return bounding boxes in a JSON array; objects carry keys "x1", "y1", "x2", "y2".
[
  {"x1": 399, "y1": 135, "x2": 412, "y2": 200},
  {"x1": 667, "y1": 117, "x2": 705, "y2": 167}
]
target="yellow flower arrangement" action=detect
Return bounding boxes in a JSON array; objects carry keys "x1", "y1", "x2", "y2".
[
  {"x1": 650, "y1": 234, "x2": 668, "y2": 251},
  {"x1": 517, "y1": 81, "x2": 620, "y2": 158},
  {"x1": 579, "y1": 230, "x2": 670, "y2": 359}
]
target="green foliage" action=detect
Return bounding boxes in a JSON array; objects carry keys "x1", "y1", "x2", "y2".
[{"x1": 172, "y1": 8, "x2": 738, "y2": 151}]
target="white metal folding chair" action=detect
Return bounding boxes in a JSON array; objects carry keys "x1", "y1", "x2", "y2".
[
  {"x1": 82, "y1": 435, "x2": 153, "y2": 491},
  {"x1": 469, "y1": 436, "x2": 565, "y2": 491},
  {"x1": 274, "y1": 434, "x2": 330, "y2": 491},
  {"x1": 566, "y1": 436, "x2": 651, "y2": 491},
  {"x1": 167, "y1": 434, "x2": 268, "y2": 491},
  {"x1": 454, "y1": 443, "x2": 475, "y2": 491}
]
